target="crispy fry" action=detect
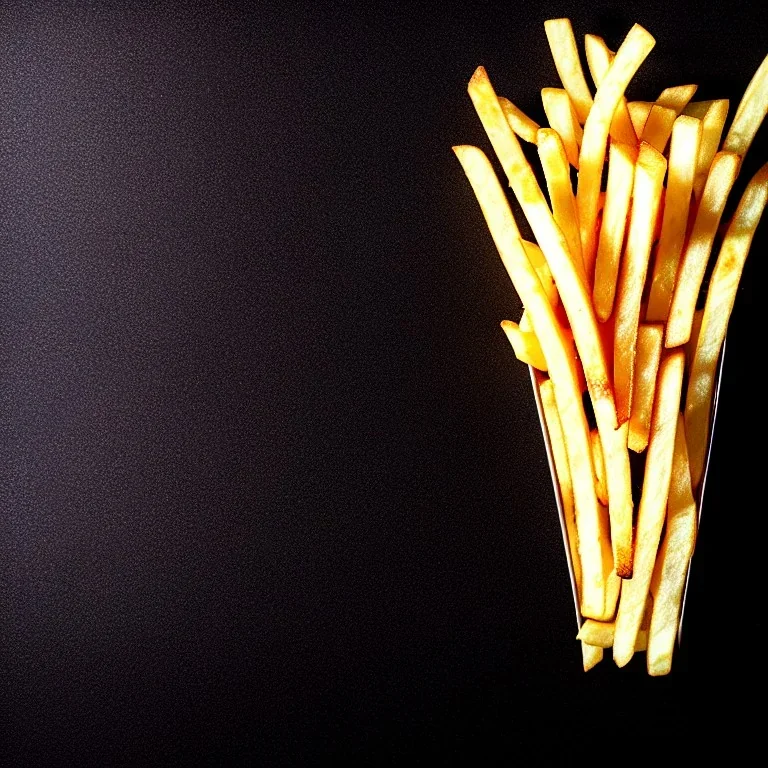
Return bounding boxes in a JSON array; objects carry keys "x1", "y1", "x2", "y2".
[
  {"x1": 655, "y1": 84, "x2": 698, "y2": 115},
  {"x1": 647, "y1": 414, "x2": 698, "y2": 676},
  {"x1": 628, "y1": 324, "x2": 664, "y2": 453},
  {"x1": 613, "y1": 143, "x2": 667, "y2": 424},
  {"x1": 640, "y1": 104, "x2": 677, "y2": 153},
  {"x1": 453, "y1": 144, "x2": 608, "y2": 618},
  {"x1": 501, "y1": 320, "x2": 548, "y2": 370},
  {"x1": 522, "y1": 240, "x2": 559, "y2": 306},
  {"x1": 689, "y1": 99, "x2": 729, "y2": 200},
  {"x1": 723, "y1": 52, "x2": 768, "y2": 159},
  {"x1": 583, "y1": 34, "x2": 637, "y2": 145},
  {"x1": 498, "y1": 96, "x2": 541, "y2": 144},
  {"x1": 627, "y1": 100, "x2": 653, "y2": 136},
  {"x1": 577, "y1": 25, "x2": 656, "y2": 284},
  {"x1": 537, "y1": 127, "x2": 585, "y2": 279},
  {"x1": 540, "y1": 378, "x2": 583, "y2": 601},
  {"x1": 666, "y1": 152, "x2": 741, "y2": 348},
  {"x1": 577, "y1": 618, "x2": 614, "y2": 648},
  {"x1": 541, "y1": 88, "x2": 583, "y2": 168},
  {"x1": 467, "y1": 65, "x2": 635, "y2": 576},
  {"x1": 614, "y1": 351, "x2": 685, "y2": 667},
  {"x1": 581, "y1": 642, "x2": 603, "y2": 671},
  {"x1": 685, "y1": 161, "x2": 768, "y2": 488},
  {"x1": 544, "y1": 18, "x2": 594, "y2": 124},
  {"x1": 646, "y1": 116, "x2": 703, "y2": 322},
  {"x1": 593, "y1": 141, "x2": 637, "y2": 321}
]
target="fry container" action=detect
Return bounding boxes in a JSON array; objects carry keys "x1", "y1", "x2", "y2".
[{"x1": 529, "y1": 341, "x2": 727, "y2": 640}]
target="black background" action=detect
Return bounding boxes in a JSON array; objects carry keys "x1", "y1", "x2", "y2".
[{"x1": 1, "y1": 1, "x2": 763, "y2": 764}]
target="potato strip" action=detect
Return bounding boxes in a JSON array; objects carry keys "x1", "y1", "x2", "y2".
[
  {"x1": 541, "y1": 88, "x2": 583, "y2": 168},
  {"x1": 540, "y1": 378, "x2": 583, "y2": 602},
  {"x1": 613, "y1": 142, "x2": 667, "y2": 425},
  {"x1": 665, "y1": 152, "x2": 740, "y2": 348},
  {"x1": 537, "y1": 127, "x2": 585, "y2": 280},
  {"x1": 647, "y1": 414, "x2": 698, "y2": 676},
  {"x1": 646, "y1": 115, "x2": 703, "y2": 322},
  {"x1": 583, "y1": 34, "x2": 637, "y2": 145},
  {"x1": 593, "y1": 141, "x2": 637, "y2": 322},
  {"x1": 691, "y1": 99, "x2": 729, "y2": 200},
  {"x1": 544, "y1": 18, "x2": 594, "y2": 124},
  {"x1": 685, "y1": 162, "x2": 768, "y2": 488},
  {"x1": 628, "y1": 324, "x2": 664, "y2": 453},
  {"x1": 723, "y1": 52, "x2": 768, "y2": 159},
  {"x1": 577, "y1": 25, "x2": 656, "y2": 285},
  {"x1": 453, "y1": 144, "x2": 608, "y2": 619},
  {"x1": 613, "y1": 351, "x2": 685, "y2": 667},
  {"x1": 498, "y1": 96, "x2": 540, "y2": 144}
]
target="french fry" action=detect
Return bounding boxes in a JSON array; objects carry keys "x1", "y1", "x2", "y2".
[
  {"x1": 522, "y1": 240, "x2": 559, "y2": 306},
  {"x1": 655, "y1": 84, "x2": 698, "y2": 115},
  {"x1": 581, "y1": 642, "x2": 603, "y2": 671},
  {"x1": 665, "y1": 152, "x2": 741, "y2": 348},
  {"x1": 628, "y1": 324, "x2": 664, "y2": 453},
  {"x1": 646, "y1": 115, "x2": 703, "y2": 322},
  {"x1": 501, "y1": 320, "x2": 548, "y2": 370},
  {"x1": 640, "y1": 104, "x2": 677, "y2": 153},
  {"x1": 544, "y1": 18, "x2": 594, "y2": 124},
  {"x1": 590, "y1": 428, "x2": 608, "y2": 506},
  {"x1": 647, "y1": 414, "x2": 698, "y2": 676},
  {"x1": 498, "y1": 96, "x2": 541, "y2": 144},
  {"x1": 723, "y1": 52, "x2": 768, "y2": 159},
  {"x1": 597, "y1": 502, "x2": 621, "y2": 621},
  {"x1": 541, "y1": 88, "x2": 583, "y2": 168},
  {"x1": 613, "y1": 351, "x2": 685, "y2": 667},
  {"x1": 613, "y1": 142, "x2": 667, "y2": 424},
  {"x1": 537, "y1": 128, "x2": 584, "y2": 279},
  {"x1": 577, "y1": 618, "x2": 614, "y2": 648},
  {"x1": 468, "y1": 65, "x2": 635, "y2": 577},
  {"x1": 627, "y1": 100, "x2": 653, "y2": 137},
  {"x1": 453, "y1": 144, "x2": 608, "y2": 618},
  {"x1": 539, "y1": 377, "x2": 583, "y2": 601},
  {"x1": 688, "y1": 99, "x2": 729, "y2": 200},
  {"x1": 577, "y1": 25, "x2": 656, "y2": 284},
  {"x1": 593, "y1": 141, "x2": 637, "y2": 321},
  {"x1": 583, "y1": 34, "x2": 637, "y2": 145},
  {"x1": 685, "y1": 161, "x2": 768, "y2": 488}
]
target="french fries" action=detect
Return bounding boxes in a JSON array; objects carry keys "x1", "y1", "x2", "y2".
[{"x1": 456, "y1": 18, "x2": 768, "y2": 674}]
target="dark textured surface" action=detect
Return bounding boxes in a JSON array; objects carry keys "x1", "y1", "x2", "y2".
[{"x1": 0, "y1": 1, "x2": 763, "y2": 764}]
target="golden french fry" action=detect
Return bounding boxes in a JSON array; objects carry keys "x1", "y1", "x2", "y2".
[
  {"x1": 577, "y1": 25, "x2": 656, "y2": 284},
  {"x1": 467, "y1": 65, "x2": 635, "y2": 577},
  {"x1": 655, "y1": 84, "x2": 698, "y2": 115},
  {"x1": 685, "y1": 161, "x2": 768, "y2": 488},
  {"x1": 613, "y1": 142, "x2": 667, "y2": 425},
  {"x1": 682, "y1": 100, "x2": 716, "y2": 119},
  {"x1": 581, "y1": 642, "x2": 603, "y2": 671},
  {"x1": 690, "y1": 99, "x2": 729, "y2": 200},
  {"x1": 640, "y1": 104, "x2": 677, "y2": 153},
  {"x1": 597, "y1": 502, "x2": 621, "y2": 621},
  {"x1": 628, "y1": 324, "x2": 664, "y2": 453},
  {"x1": 583, "y1": 34, "x2": 637, "y2": 145},
  {"x1": 544, "y1": 18, "x2": 594, "y2": 123},
  {"x1": 593, "y1": 141, "x2": 637, "y2": 322},
  {"x1": 614, "y1": 351, "x2": 685, "y2": 668},
  {"x1": 684, "y1": 309, "x2": 704, "y2": 375},
  {"x1": 723, "y1": 52, "x2": 768, "y2": 159},
  {"x1": 647, "y1": 414, "x2": 698, "y2": 676},
  {"x1": 540, "y1": 378, "x2": 583, "y2": 601},
  {"x1": 522, "y1": 240, "x2": 559, "y2": 306},
  {"x1": 665, "y1": 152, "x2": 741, "y2": 348},
  {"x1": 453, "y1": 144, "x2": 608, "y2": 618},
  {"x1": 537, "y1": 127, "x2": 585, "y2": 278},
  {"x1": 541, "y1": 88, "x2": 583, "y2": 168},
  {"x1": 590, "y1": 428, "x2": 608, "y2": 506},
  {"x1": 646, "y1": 116, "x2": 703, "y2": 322},
  {"x1": 501, "y1": 320, "x2": 548, "y2": 370},
  {"x1": 627, "y1": 100, "x2": 653, "y2": 136},
  {"x1": 498, "y1": 96, "x2": 541, "y2": 144},
  {"x1": 577, "y1": 618, "x2": 614, "y2": 648}
]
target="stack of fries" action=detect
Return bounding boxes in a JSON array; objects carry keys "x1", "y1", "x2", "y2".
[{"x1": 455, "y1": 19, "x2": 768, "y2": 674}]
